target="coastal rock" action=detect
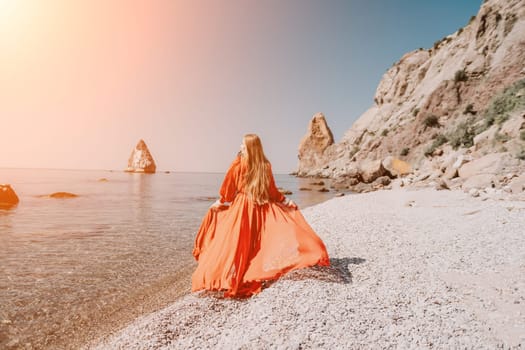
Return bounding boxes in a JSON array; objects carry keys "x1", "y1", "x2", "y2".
[
  {"x1": 473, "y1": 125, "x2": 499, "y2": 147},
  {"x1": 443, "y1": 167, "x2": 459, "y2": 180},
  {"x1": 509, "y1": 174, "x2": 525, "y2": 193},
  {"x1": 126, "y1": 139, "x2": 157, "y2": 173},
  {"x1": 452, "y1": 155, "x2": 472, "y2": 170},
  {"x1": 469, "y1": 188, "x2": 480, "y2": 197},
  {"x1": 458, "y1": 153, "x2": 509, "y2": 179},
  {"x1": 295, "y1": 0, "x2": 525, "y2": 192},
  {"x1": 462, "y1": 174, "x2": 496, "y2": 191},
  {"x1": 359, "y1": 160, "x2": 391, "y2": 183},
  {"x1": 435, "y1": 179, "x2": 450, "y2": 191},
  {"x1": 500, "y1": 111, "x2": 525, "y2": 138},
  {"x1": 49, "y1": 192, "x2": 79, "y2": 199},
  {"x1": 382, "y1": 156, "x2": 412, "y2": 177},
  {"x1": 373, "y1": 176, "x2": 392, "y2": 186},
  {"x1": 0, "y1": 184, "x2": 19, "y2": 207},
  {"x1": 297, "y1": 113, "x2": 334, "y2": 176},
  {"x1": 350, "y1": 182, "x2": 373, "y2": 193},
  {"x1": 278, "y1": 188, "x2": 293, "y2": 195}
]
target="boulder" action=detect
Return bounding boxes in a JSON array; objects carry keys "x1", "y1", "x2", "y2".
[
  {"x1": 443, "y1": 167, "x2": 459, "y2": 180},
  {"x1": 500, "y1": 111, "x2": 525, "y2": 138},
  {"x1": 359, "y1": 159, "x2": 391, "y2": 183},
  {"x1": 469, "y1": 188, "x2": 480, "y2": 197},
  {"x1": 462, "y1": 174, "x2": 495, "y2": 191},
  {"x1": 435, "y1": 179, "x2": 450, "y2": 191},
  {"x1": 382, "y1": 156, "x2": 412, "y2": 177},
  {"x1": 452, "y1": 155, "x2": 473, "y2": 170},
  {"x1": 458, "y1": 153, "x2": 509, "y2": 179},
  {"x1": 509, "y1": 174, "x2": 525, "y2": 193},
  {"x1": 331, "y1": 177, "x2": 357, "y2": 191},
  {"x1": 473, "y1": 125, "x2": 498, "y2": 147},
  {"x1": 340, "y1": 163, "x2": 362, "y2": 180},
  {"x1": 350, "y1": 182, "x2": 373, "y2": 193},
  {"x1": 297, "y1": 113, "x2": 335, "y2": 176},
  {"x1": 126, "y1": 139, "x2": 157, "y2": 173},
  {"x1": 278, "y1": 188, "x2": 293, "y2": 195},
  {"x1": 49, "y1": 192, "x2": 78, "y2": 199},
  {"x1": 432, "y1": 148, "x2": 444, "y2": 156},
  {"x1": 373, "y1": 176, "x2": 392, "y2": 186},
  {"x1": 0, "y1": 184, "x2": 19, "y2": 208}
]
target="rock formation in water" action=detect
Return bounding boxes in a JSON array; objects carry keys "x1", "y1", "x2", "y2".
[
  {"x1": 297, "y1": 113, "x2": 335, "y2": 176},
  {"x1": 49, "y1": 192, "x2": 79, "y2": 199},
  {"x1": 126, "y1": 139, "x2": 157, "y2": 173},
  {"x1": 0, "y1": 184, "x2": 20, "y2": 208},
  {"x1": 297, "y1": 0, "x2": 525, "y2": 196}
]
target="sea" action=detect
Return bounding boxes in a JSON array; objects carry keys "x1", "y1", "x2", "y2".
[{"x1": 0, "y1": 168, "x2": 335, "y2": 349}]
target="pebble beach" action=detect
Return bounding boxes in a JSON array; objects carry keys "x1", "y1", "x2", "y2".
[{"x1": 87, "y1": 188, "x2": 525, "y2": 349}]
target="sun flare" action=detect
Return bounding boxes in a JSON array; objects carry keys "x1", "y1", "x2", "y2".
[
  {"x1": 0, "y1": 0, "x2": 18, "y2": 21},
  {"x1": 0, "y1": 0, "x2": 25, "y2": 34}
]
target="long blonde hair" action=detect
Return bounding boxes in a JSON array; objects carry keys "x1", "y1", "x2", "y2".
[{"x1": 241, "y1": 134, "x2": 271, "y2": 205}]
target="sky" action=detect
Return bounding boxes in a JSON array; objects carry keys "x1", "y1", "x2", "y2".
[{"x1": 0, "y1": 0, "x2": 482, "y2": 173}]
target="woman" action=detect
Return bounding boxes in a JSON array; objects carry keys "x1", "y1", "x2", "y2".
[{"x1": 192, "y1": 134, "x2": 330, "y2": 298}]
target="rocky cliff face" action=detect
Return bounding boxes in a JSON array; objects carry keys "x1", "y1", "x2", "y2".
[
  {"x1": 298, "y1": 0, "x2": 525, "y2": 196},
  {"x1": 126, "y1": 139, "x2": 157, "y2": 173}
]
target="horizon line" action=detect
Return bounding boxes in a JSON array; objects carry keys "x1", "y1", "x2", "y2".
[{"x1": 0, "y1": 166, "x2": 296, "y2": 175}]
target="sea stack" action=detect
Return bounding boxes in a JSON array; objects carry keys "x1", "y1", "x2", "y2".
[
  {"x1": 126, "y1": 139, "x2": 157, "y2": 173},
  {"x1": 297, "y1": 113, "x2": 335, "y2": 176},
  {"x1": 0, "y1": 184, "x2": 20, "y2": 208}
]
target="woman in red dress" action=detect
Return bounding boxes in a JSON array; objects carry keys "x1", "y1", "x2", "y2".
[{"x1": 192, "y1": 134, "x2": 330, "y2": 298}]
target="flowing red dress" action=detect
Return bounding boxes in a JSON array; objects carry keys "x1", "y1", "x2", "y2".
[{"x1": 191, "y1": 154, "x2": 330, "y2": 297}]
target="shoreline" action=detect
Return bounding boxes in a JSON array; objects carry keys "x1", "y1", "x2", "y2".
[{"x1": 86, "y1": 187, "x2": 525, "y2": 349}]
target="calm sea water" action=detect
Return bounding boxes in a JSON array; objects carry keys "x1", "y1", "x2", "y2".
[{"x1": 0, "y1": 168, "x2": 335, "y2": 349}]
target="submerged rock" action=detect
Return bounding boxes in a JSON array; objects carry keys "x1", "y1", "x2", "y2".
[
  {"x1": 278, "y1": 188, "x2": 293, "y2": 195},
  {"x1": 48, "y1": 192, "x2": 78, "y2": 199},
  {"x1": 0, "y1": 184, "x2": 20, "y2": 208},
  {"x1": 126, "y1": 139, "x2": 157, "y2": 173}
]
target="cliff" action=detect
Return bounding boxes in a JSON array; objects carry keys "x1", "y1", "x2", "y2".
[{"x1": 298, "y1": 0, "x2": 525, "y2": 195}]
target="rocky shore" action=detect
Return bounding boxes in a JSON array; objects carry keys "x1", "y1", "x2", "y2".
[{"x1": 86, "y1": 188, "x2": 525, "y2": 349}]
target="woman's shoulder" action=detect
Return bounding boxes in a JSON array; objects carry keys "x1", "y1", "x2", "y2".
[{"x1": 228, "y1": 153, "x2": 242, "y2": 168}]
